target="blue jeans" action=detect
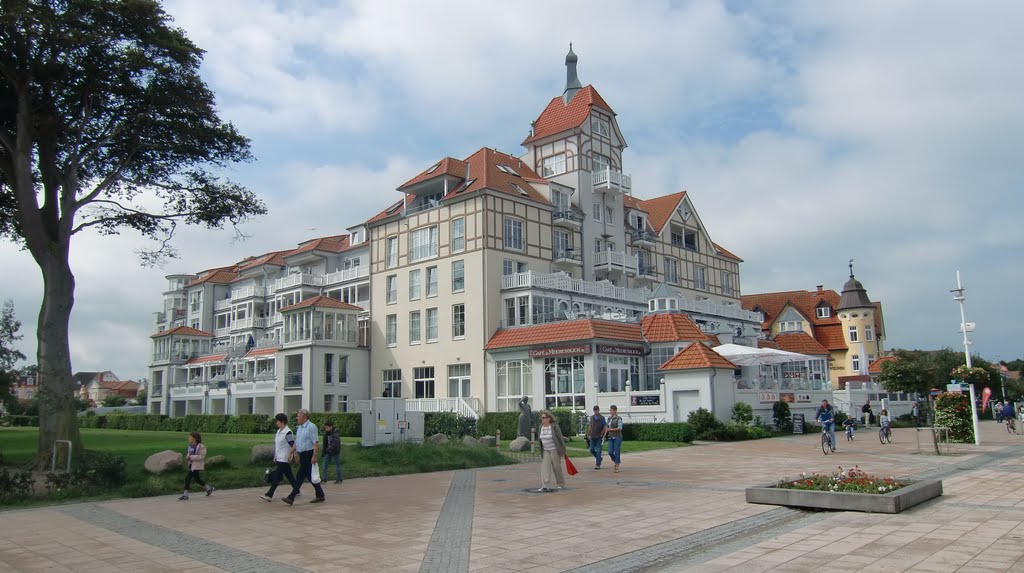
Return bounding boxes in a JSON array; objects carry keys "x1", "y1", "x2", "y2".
[
  {"x1": 588, "y1": 437, "x2": 603, "y2": 467},
  {"x1": 606, "y1": 436, "x2": 621, "y2": 465},
  {"x1": 321, "y1": 452, "x2": 342, "y2": 482}
]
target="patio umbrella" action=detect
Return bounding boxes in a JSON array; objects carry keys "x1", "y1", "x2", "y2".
[{"x1": 712, "y1": 343, "x2": 813, "y2": 366}]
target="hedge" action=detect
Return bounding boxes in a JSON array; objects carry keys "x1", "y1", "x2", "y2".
[
  {"x1": 0, "y1": 415, "x2": 39, "y2": 427},
  {"x1": 424, "y1": 412, "x2": 476, "y2": 438},
  {"x1": 71, "y1": 413, "x2": 359, "y2": 436},
  {"x1": 621, "y1": 422, "x2": 695, "y2": 443}
]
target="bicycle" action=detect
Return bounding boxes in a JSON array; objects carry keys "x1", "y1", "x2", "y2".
[
  {"x1": 844, "y1": 421, "x2": 856, "y2": 441},
  {"x1": 1006, "y1": 418, "x2": 1017, "y2": 434},
  {"x1": 821, "y1": 421, "x2": 834, "y2": 455},
  {"x1": 878, "y1": 425, "x2": 892, "y2": 444}
]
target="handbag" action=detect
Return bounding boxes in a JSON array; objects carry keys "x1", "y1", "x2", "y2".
[
  {"x1": 564, "y1": 456, "x2": 579, "y2": 476},
  {"x1": 263, "y1": 466, "x2": 275, "y2": 484},
  {"x1": 311, "y1": 463, "x2": 322, "y2": 484}
]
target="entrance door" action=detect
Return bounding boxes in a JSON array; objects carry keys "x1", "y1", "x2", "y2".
[{"x1": 673, "y1": 390, "x2": 701, "y2": 422}]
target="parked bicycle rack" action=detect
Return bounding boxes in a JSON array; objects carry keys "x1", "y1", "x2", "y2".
[
  {"x1": 51, "y1": 440, "x2": 73, "y2": 473},
  {"x1": 915, "y1": 427, "x2": 958, "y2": 455}
]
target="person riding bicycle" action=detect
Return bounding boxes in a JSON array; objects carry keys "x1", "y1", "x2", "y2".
[
  {"x1": 816, "y1": 399, "x2": 835, "y2": 452},
  {"x1": 1002, "y1": 401, "x2": 1016, "y2": 432},
  {"x1": 842, "y1": 416, "x2": 856, "y2": 439},
  {"x1": 879, "y1": 409, "x2": 892, "y2": 432}
]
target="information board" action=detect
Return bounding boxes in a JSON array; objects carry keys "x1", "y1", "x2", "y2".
[{"x1": 792, "y1": 413, "x2": 805, "y2": 434}]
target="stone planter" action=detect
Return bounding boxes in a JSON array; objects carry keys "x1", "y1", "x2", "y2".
[{"x1": 745, "y1": 479, "x2": 942, "y2": 514}]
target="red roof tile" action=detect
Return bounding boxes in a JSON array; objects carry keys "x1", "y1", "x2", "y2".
[
  {"x1": 485, "y1": 318, "x2": 642, "y2": 350},
  {"x1": 151, "y1": 326, "x2": 213, "y2": 339},
  {"x1": 279, "y1": 295, "x2": 363, "y2": 313},
  {"x1": 186, "y1": 268, "x2": 237, "y2": 287},
  {"x1": 398, "y1": 157, "x2": 468, "y2": 190},
  {"x1": 636, "y1": 192, "x2": 687, "y2": 235},
  {"x1": 815, "y1": 324, "x2": 848, "y2": 351},
  {"x1": 712, "y1": 242, "x2": 743, "y2": 262},
  {"x1": 757, "y1": 339, "x2": 780, "y2": 349},
  {"x1": 187, "y1": 353, "x2": 227, "y2": 365},
  {"x1": 245, "y1": 347, "x2": 279, "y2": 358},
  {"x1": 287, "y1": 234, "x2": 350, "y2": 257},
  {"x1": 235, "y1": 251, "x2": 289, "y2": 273},
  {"x1": 523, "y1": 86, "x2": 615, "y2": 144},
  {"x1": 868, "y1": 355, "x2": 896, "y2": 374},
  {"x1": 660, "y1": 343, "x2": 736, "y2": 370},
  {"x1": 774, "y1": 332, "x2": 830, "y2": 356},
  {"x1": 640, "y1": 313, "x2": 707, "y2": 343},
  {"x1": 741, "y1": 289, "x2": 842, "y2": 330}
]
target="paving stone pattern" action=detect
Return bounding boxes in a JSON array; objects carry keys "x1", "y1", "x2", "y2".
[{"x1": 420, "y1": 470, "x2": 476, "y2": 573}]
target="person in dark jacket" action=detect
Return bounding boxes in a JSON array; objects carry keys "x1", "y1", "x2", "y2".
[{"x1": 321, "y1": 421, "x2": 343, "y2": 484}]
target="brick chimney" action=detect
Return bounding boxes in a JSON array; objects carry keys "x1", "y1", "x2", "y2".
[{"x1": 816, "y1": 285, "x2": 824, "y2": 293}]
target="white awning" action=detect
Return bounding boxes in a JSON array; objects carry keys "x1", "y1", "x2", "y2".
[{"x1": 712, "y1": 343, "x2": 814, "y2": 366}]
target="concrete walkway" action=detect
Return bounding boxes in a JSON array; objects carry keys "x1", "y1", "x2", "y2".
[{"x1": 2, "y1": 421, "x2": 1024, "y2": 573}]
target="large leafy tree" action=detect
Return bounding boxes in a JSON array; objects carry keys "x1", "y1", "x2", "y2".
[{"x1": 0, "y1": 0, "x2": 266, "y2": 466}]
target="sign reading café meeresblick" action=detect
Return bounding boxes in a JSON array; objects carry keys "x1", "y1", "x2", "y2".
[{"x1": 529, "y1": 345, "x2": 592, "y2": 358}]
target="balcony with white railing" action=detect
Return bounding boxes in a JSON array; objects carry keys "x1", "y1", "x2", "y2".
[
  {"x1": 256, "y1": 336, "x2": 281, "y2": 349},
  {"x1": 552, "y1": 210, "x2": 584, "y2": 228},
  {"x1": 502, "y1": 271, "x2": 651, "y2": 304},
  {"x1": 592, "y1": 168, "x2": 632, "y2": 194},
  {"x1": 324, "y1": 265, "x2": 369, "y2": 286},
  {"x1": 274, "y1": 273, "x2": 325, "y2": 291},
  {"x1": 214, "y1": 298, "x2": 232, "y2": 311},
  {"x1": 628, "y1": 228, "x2": 657, "y2": 245},
  {"x1": 231, "y1": 316, "x2": 270, "y2": 331},
  {"x1": 214, "y1": 327, "x2": 230, "y2": 338},
  {"x1": 594, "y1": 249, "x2": 638, "y2": 275},
  {"x1": 284, "y1": 373, "x2": 303, "y2": 389},
  {"x1": 231, "y1": 285, "x2": 270, "y2": 301},
  {"x1": 283, "y1": 327, "x2": 359, "y2": 345},
  {"x1": 552, "y1": 249, "x2": 583, "y2": 266}
]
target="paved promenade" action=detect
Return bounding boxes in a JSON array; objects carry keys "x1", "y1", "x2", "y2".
[{"x1": 3, "y1": 421, "x2": 1024, "y2": 573}]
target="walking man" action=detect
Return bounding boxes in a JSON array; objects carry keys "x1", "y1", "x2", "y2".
[
  {"x1": 283, "y1": 409, "x2": 325, "y2": 505},
  {"x1": 861, "y1": 400, "x2": 872, "y2": 428},
  {"x1": 321, "y1": 421, "x2": 343, "y2": 484},
  {"x1": 585, "y1": 405, "x2": 606, "y2": 470},
  {"x1": 603, "y1": 405, "x2": 624, "y2": 473}
]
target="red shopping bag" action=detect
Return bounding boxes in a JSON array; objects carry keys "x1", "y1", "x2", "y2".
[{"x1": 564, "y1": 456, "x2": 579, "y2": 476}]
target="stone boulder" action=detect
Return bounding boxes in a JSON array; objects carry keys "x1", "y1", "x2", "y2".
[
  {"x1": 144, "y1": 450, "x2": 182, "y2": 474},
  {"x1": 428, "y1": 433, "x2": 449, "y2": 445},
  {"x1": 478, "y1": 435, "x2": 497, "y2": 447},
  {"x1": 508, "y1": 436, "x2": 531, "y2": 452},
  {"x1": 462, "y1": 436, "x2": 480, "y2": 447},
  {"x1": 250, "y1": 444, "x2": 275, "y2": 464},
  {"x1": 206, "y1": 455, "x2": 227, "y2": 467}
]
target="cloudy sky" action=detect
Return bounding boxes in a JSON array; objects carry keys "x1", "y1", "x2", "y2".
[{"x1": 2, "y1": 0, "x2": 1022, "y2": 380}]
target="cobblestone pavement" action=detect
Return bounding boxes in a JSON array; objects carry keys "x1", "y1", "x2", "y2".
[{"x1": 3, "y1": 422, "x2": 1024, "y2": 572}]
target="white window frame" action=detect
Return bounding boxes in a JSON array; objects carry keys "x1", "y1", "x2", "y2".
[
  {"x1": 426, "y1": 266, "x2": 438, "y2": 297},
  {"x1": 452, "y1": 304, "x2": 465, "y2": 339},
  {"x1": 496, "y1": 360, "x2": 531, "y2": 412},
  {"x1": 865, "y1": 324, "x2": 874, "y2": 341},
  {"x1": 849, "y1": 326, "x2": 859, "y2": 343},
  {"x1": 448, "y1": 364, "x2": 471, "y2": 399},
  {"x1": 452, "y1": 260, "x2": 465, "y2": 293},
  {"x1": 409, "y1": 225, "x2": 439, "y2": 262},
  {"x1": 413, "y1": 366, "x2": 435, "y2": 399},
  {"x1": 695, "y1": 266, "x2": 707, "y2": 290},
  {"x1": 409, "y1": 311, "x2": 421, "y2": 345},
  {"x1": 780, "y1": 321, "x2": 803, "y2": 333},
  {"x1": 816, "y1": 306, "x2": 831, "y2": 319},
  {"x1": 665, "y1": 258, "x2": 679, "y2": 284},
  {"x1": 503, "y1": 218, "x2": 524, "y2": 251},
  {"x1": 592, "y1": 202, "x2": 602, "y2": 222},
  {"x1": 451, "y1": 217, "x2": 465, "y2": 253},
  {"x1": 852, "y1": 355, "x2": 861, "y2": 372},
  {"x1": 386, "y1": 275, "x2": 397, "y2": 304},
  {"x1": 541, "y1": 153, "x2": 566, "y2": 177},
  {"x1": 591, "y1": 118, "x2": 610, "y2": 137},
  {"x1": 385, "y1": 314, "x2": 397, "y2": 346},
  {"x1": 409, "y1": 269, "x2": 421, "y2": 300},
  {"x1": 386, "y1": 236, "x2": 398, "y2": 268},
  {"x1": 426, "y1": 308, "x2": 438, "y2": 342},
  {"x1": 721, "y1": 270, "x2": 733, "y2": 295}
]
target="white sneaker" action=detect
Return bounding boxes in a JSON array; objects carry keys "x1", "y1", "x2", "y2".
[{"x1": 260, "y1": 495, "x2": 272, "y2": 502}]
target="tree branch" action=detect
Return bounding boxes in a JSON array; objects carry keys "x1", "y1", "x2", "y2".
[{"x1": 71, "y1": 199, "x2": 201, "y2": 235}]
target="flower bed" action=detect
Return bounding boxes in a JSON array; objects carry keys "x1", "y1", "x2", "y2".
[{"x1": 777, "y1": 466, "x2": 905, "y2": 494}]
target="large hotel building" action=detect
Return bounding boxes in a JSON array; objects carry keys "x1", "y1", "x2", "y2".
[{"x1": 147, "y1": 48, "x2": 766, "y2": 421}]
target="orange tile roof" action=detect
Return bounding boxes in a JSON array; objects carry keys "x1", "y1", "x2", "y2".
[
  {"x1": 660, "y1": 343, "x2": 736, "y2": 370},
  {"x1": 868, "y1": 355, "x2": 896, "y2": 374},
  {"x1": 815, "y1": 324, "x2": 848, "y2": 351},
  {"x1": 398, "y1": 157, "x2": 468, "y2": 190},
  {"x1": 186, "y1": 268, "x2": 238, "y2": 287},
  {"x1": 757, "y1": 339, "x2": 780, "y2": 349},
  {"x1": 774, "y1": 332, "x2": 830, "y2": 356},
  {"x1": 741, "y1": 289, "x2": 842, "y2": 330},
  {"x1": 98, "y1": 380, "x2": 141, "y2": 392},
  {"x1": 640, "y1": 313, "x2": 707, "y2": 343},
  {"x1": 151, "y1": 326, "x2": 213, "y2": 338},
  {"x1": 485, "y1": 318, "x2": 642, "y2": 350},
  {"x1": 235, "y1": 250, "x2": 289, "y2": 273},
  {"x1": 245, "y1": 347, "x2": 279, "y2": 358},
  {"x1": 523, "y1": 86, "x2": 615, "y2": 144},
  {"x1": 712, "y1": 242, "x2": 743, "y2": 262},
  {"x1": 636, "y1": 192, "x2": 687, "y2": 234},
  {"x1": 279, "y1": 295, "x2": 363, "y2": 313},
  {"x1": 187, "y1": 353, "x2": 227, "y2": 365},
  {"x1": 705, "y1": 334, "x2": 721, "y2": 346},
  {"x1": 622, "y1": 195, "x2": 647, "y2": 212},
  {"x1": 287, "y1": 234, "x2": 350, "y2": 257}
]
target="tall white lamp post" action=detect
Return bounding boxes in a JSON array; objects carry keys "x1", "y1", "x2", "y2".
[{"x1": 951, "y1": 271, "x2": 980, "y2": 445}]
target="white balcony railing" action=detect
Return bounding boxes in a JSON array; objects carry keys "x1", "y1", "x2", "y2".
[
  {"x1": 214, "y1": 327, "x2": 230, "y2": 338},
  {"x1": 231, "y1": 285, "x2": 270, "y2": 301},
  {"x1": 275, "y1": 273, "x2": 325, "y2": 291},
  {"x1": 324, "y1": 265, "x2": 369, "y2": 286},
  {"x1": 592, "y1": 168, "x2": 632, "y2": 193},
  {"x1": 405, "y1": 397, "x2": 480, "y2": 420},
  {"x1": 232, "y1": 317, "x2": 270, "y2": 331},
  {"x1": 594, "y1": 250, "x2": 638, "y2": 274}
]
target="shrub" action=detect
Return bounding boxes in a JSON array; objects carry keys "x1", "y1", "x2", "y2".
[
  {"x1": 621, "y1": 422, "x2": 694, "y2": 443},
  {"x1": 745, "y1": 425, "x2": 772, "y2": 440},
  {"x1": 476, "y1": 412, "x2": 522, "y2": 440},
  {"x1": 0, "y1": 467, "x2": 34, "y2": 498},
  {"x1": 731, "y1": 402, "x2": 753, "y2": 425},
  {"x1": 772, "y1": 401, "x2": 793, "y2": 433},
  {"x1": 308, "y1": 413, "x2": 361, "y2": 437},
  {"x1": 687, "y1": 408, "x2": 721, "y2": 439},
  {"x1": 424, "y1": 412, "x2": 477, "y2": 438},
  {"x1": 70, "y1": 450, "x2": 128, "y2": 489},
  {"x1": 549, "y1": 408, "x2": 580, "y2": 439},
  {"x1": 5, "y1": 415, "x2": 39, "y2": 427},
  {"x1": 228, "y1": 414, "x2": 275, "y2": 435},
  {"x1": 934, "y1": 392, "x2": 974, "y2": 443}
]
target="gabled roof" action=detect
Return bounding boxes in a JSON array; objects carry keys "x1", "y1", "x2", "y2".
[
  {"x1": 485, "y1": 318, "x2": 642, "y2": 350},
  {"x1": 279, "y1": 295, "x2": 362, "y2": 313},
  {"x1": 741, "y1": 289, "x2": 842, "y2": 330},
  {"x1": 398, "y1": 157, "x2": 468, "y2": 190},
  {"x1": 187, "y1": 353, "x2": 226, "y2": 365},
  {"x1": 635, "y1": 192, "x2": 687, "y2": 235},
  {"x1": 287, "y1": 234, "x2": 350, "y2": 257},
  {"x1": 660, "y1": 343, "x2": 736, "y2": 371},
  {"x1": 151, "y1": 326, "x2": 213, "y2": 339},
  {"x1": 774, "y1": 332, "x2": 830, "y2": 356},
  {"x1": 815, "y1": 324, "x2": 848, "y2": 351},
  {"x1": 640, "y1": 313, "x2": 709, "y2": 343},
  {"x1": 187, "y1": 268, "x2": 237, "y2": 287},
  {"x1": 523, "y1": 85, "x2": 615, "y2": 144},
  {"x1": 96, "y1": 380, "x2": 140, "y2": 392},
  {"x1": 868, "y1": 355, "x2": 896, "y2": 374},
  {"x1": 235, "y1": 251, "x2": 289, "y2": 273},
  {"x1": 712, "y1": 242, "x2": 743, "y2": 262}
]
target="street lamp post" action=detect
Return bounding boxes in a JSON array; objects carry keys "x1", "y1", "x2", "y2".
[{"x1": 951, "y1": 270, "x2": 980, "y2": 446}]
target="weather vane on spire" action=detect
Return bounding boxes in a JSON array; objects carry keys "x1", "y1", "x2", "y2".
[{"x1": 848, "y1": 258, "x2": 855, "y2": 278}]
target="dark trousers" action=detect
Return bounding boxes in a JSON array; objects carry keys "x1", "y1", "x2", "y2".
[
  {"x1": 184, "y1": 469, "x2": 206, "y2": 491},
  {"x1": 289, "y1": 450, "x2": 324, "y2": 500},
  {"x1": 265, "y1": 460, "x2": 297, "y2": 498}
]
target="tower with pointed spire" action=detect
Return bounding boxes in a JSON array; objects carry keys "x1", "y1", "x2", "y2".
[
  {"x1": 836, "y1": 261, "x2": 883, "y2": 376},
  {"x1": 563, "y1": 43, "x2": 582, "y2": 104}
]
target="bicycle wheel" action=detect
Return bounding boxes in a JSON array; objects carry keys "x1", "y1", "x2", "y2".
[
  {"x1": 884, "y1": 428, "x2": 892, "y2": 444},
  {"x1": 822, "y1": 432, "x2": 831, "y2": 455},
  {"x1": 879, "y1": 428, "x2": 885, "y2": 444}
]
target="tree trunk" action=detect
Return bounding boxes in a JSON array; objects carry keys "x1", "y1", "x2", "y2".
[{"x1": 35, "y1": 256, "x2": 84, "y2": 469}]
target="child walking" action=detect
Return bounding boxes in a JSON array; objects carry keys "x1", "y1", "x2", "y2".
[{"x1": 179, "y1": 431, "x2": 214, "y2": 501}]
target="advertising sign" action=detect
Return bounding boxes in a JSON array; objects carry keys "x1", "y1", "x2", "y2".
[
  {"x1": 597, "y1": 344, "x2": 644, "y2": 356},
  {"x1": 529, "y1": 344, "x2": 591, "y2": 358},
  {"x1": 759, "y1": 392, "x2": 778, "y2": 404}
]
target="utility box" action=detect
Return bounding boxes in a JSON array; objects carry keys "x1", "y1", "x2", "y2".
[{"x1": 355, "y1": 398, "x2": 422, "y2": 446}]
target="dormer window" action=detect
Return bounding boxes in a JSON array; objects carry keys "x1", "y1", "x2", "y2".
[
  {"x1": 816, "y1": 306, "x2": 832, "y2": 319},
  {"x1": 591, "y1": 118, "x2": 610, "y2": 137},
  {"x1": 425, "y1": 162, "x2": 441, "y2": 174}
]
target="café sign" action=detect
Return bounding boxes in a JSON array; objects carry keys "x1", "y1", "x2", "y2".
[
  {"x1": 529, "y1": 344, "x2": 591, "y2": 358},
  {"x1": 596, "y1": 344, "x2": 644, "y2": 356}
]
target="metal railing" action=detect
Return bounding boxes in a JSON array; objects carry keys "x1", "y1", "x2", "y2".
[
  {"x1": 405, "y1": 397, "x2": 480, "y2": 419},
  {"x1": 501, "y1": 271, "x2": 652, "y2": 303},
  {"x1": 552, "y1": 210, "x2": 584, "y2": 225},
  {"x1": 284, "y1": 373, "x2": 303, "y2": 388},
  {"x1": 275, "y1": 273, "x2": 324, "y2": 291},
  {"x1": 552, "y1": 249, "x2": 582, "y2": 263},
  {"x1": 592, "y1": 168, "x2": 632, "y2": 193},
  {"x1": 594, "y1": 250, "x2": 639, "y2": 274}
]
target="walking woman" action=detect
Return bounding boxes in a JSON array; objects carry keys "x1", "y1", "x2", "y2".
[
  {"x1": 261, "y1": 413, "x2": 299, "y2": 502},
  {"x1": 536, "y1": 410, "x2": 567, "y2": 492},
  {"x1": 179, "y1": 432, "x2": 214, "y2": 500}
]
